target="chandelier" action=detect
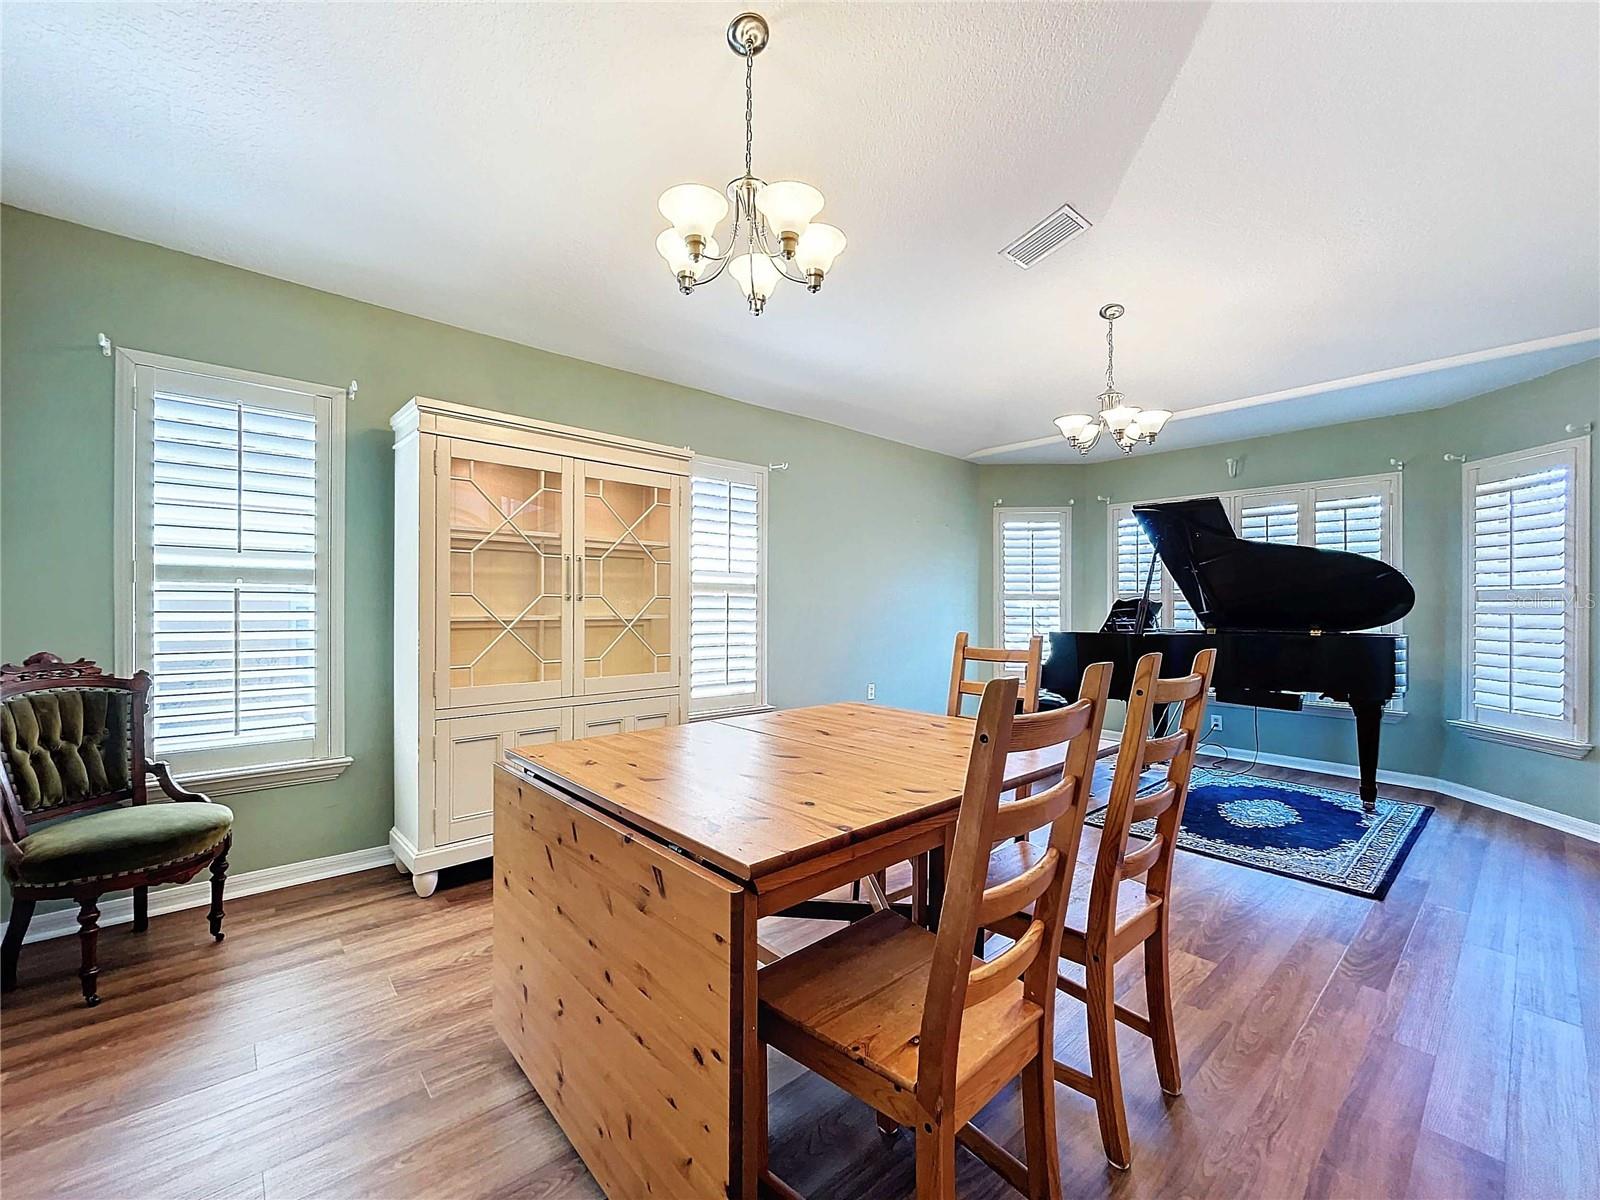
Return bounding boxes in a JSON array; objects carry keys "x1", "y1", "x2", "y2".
[
  {"x1": 655, "y1": 12, "x2": 846, "y2": 315},
  {"x1": 1053, "y1": 304, "x2": 1172, "y2": 454}
]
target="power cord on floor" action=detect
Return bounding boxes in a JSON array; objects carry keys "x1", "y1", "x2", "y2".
[{"x1": 1193, "y1": 703, "x2": 1264, "y2": 784}]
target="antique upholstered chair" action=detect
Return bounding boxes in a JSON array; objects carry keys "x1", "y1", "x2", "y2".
[{"x1": 1, "y1": 653, "x2": 235, "y2": 1006}]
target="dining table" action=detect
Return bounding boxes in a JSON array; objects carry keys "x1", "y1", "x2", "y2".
[{"x1": 491, "y1": 701, "x2": 1119, "y2": 1199}]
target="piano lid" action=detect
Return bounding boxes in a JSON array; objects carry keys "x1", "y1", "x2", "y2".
[{"x1": 1132, "y1": 497, "x2": 1416, "y2": 633}]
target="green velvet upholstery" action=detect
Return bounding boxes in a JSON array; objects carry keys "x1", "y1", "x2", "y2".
[
  {"x1": 5, "y1": 802, "x2": 234, "y2": 888},
  {"x1": 0, "y1": 688, "x2": 132, "y2": 811}
]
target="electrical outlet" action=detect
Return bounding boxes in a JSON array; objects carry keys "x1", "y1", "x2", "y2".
[
  {"x1": 866, "y1": 682, "x2": 877, "y2": 701},
  {"x1": 1209, "y1": 715, "x2": 1223, "y2": 732}
]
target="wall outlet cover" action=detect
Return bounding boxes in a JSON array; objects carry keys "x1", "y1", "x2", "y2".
[{"x1": 866, "y1": 683, "x2": 877, "y2": 701}]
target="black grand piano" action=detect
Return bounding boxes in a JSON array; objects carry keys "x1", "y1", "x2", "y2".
[{"x1": 1042, "y1": 497, "x2": 1415, "y2": 812}]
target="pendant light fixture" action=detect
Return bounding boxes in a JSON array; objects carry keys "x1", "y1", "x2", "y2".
[
  {"x1": 1054, "y1": 304, "x2": 1172, "y2": 454},
  {"x1": 655, "y1": 12, "x2": 846, "y2": 315}
]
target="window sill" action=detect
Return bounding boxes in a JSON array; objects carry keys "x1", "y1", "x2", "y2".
[
  {"x1": 1211, "y1": 698, "x2": 1407, "y2": 722},
  {"x1": 1446, "y1": 721, "x2": 1592, "y2": 760},
  {"x1": 168, "y1": 756, "x2": 354, "y2": 798},
  {"x1": 690, "y1": 704, "x2": 775, "y2": 723}
]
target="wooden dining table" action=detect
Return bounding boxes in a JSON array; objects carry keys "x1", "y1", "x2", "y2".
[{"x1": 492, "y1": 702, "x2": 1119, "y2": 1200}]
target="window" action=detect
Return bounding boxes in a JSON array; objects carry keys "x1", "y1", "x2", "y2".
[
  {"x1": 1109, "y1": 470, "x2": 1405, "y2": 703},
  {"x1": 689, "y1": 458, "x2": 767, "y2": 715},
  {"x1": 114, "y1": 350, "x2": 348, "y2": 793},
  {"x1": 993, "y1": 508, "x2": 1070, "y2": 655},
  {"x1": 1458, "y1": 440, "x2": 1591, "y2": 753}
]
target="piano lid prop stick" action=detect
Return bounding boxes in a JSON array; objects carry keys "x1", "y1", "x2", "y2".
[{"x1": 1134, "y1": 545, "x2": 1159, "y2": 635}]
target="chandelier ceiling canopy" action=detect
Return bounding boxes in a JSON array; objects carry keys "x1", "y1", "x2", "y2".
[
  {"x1": 1054, "y1": 304, "x2": 1172, "y2": 454},
  {"x1": 655, "y1": 12, "x2": 846, "y2": 315}
]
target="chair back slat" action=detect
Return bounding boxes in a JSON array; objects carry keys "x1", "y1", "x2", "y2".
[
  {"x1": 975, "y1": 844, "x2": 1060, "y2": 928},
  {"x1": 991, "y1": 778, "x2": 1076, "y2": 844},
  {"x1": 947, "y1": 631, "x2": 1044, "y2": 717},
  {"x1": 965, "y1": 921, "x2": 1045, "y2": 1008},
  {"x1": 917, "y1": 662, "x2": 1113, "y2": 1105},
  {"x1": 1119, "y1": 834, "x2": 1165, "y2": 880},
  {"x1": 1128, "y1": 781, "x2": 1177, "y2": 826},
  {"x1": 1151, "y1": 671, "x2": 1207, "y2": 705},
  {"x1": 1085, "y1": 649, "x2": 1218, "y2": 940},
  {"x1": 1140, "y1": 731, "x2": 1189, "y2": 768}
]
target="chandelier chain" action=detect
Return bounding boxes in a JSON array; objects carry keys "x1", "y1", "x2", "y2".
[
  {"x1": 1105, "y1": 316, "x2": 1116, "y2": 393},
  {"x1": 744, "y1": 46, "x2": 754, "y2": 180}
]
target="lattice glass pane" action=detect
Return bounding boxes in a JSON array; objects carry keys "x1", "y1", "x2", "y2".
[
  {"x1": 447, "y1": 456, "x2": 563, "y2": 688},
  {"x1": 583, "y1": 477, "x2": 674, "y2": 680}
]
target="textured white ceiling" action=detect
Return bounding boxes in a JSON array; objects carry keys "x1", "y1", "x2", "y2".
[{"x1": 3, "y1": 2, "x2": 1596, "y2": 461}]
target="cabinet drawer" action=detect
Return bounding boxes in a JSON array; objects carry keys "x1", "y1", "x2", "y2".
[
  {"x1": 434, "y1": 708, "x2": 573, "y2": 845},
  {"x1": 572, "y1": 694, "x2": 682, "y2": 739}
]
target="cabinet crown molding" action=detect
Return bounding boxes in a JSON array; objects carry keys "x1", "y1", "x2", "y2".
[{"x1": 394, "y1": 396, "x2": 694, "y2": 468}]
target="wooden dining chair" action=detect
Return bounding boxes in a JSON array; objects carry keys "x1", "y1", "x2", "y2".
[
  {"x1": 758, "y1": 665, "x2": 1112, "y2": 1199},
  {"x1": 993, "y1": 648, "x2": 1216, "y2": 1169},
  {"x1": 947, "y1": 631, "x2": 1045, "y2": 717},
  {"x1": 861, "y1": 632, "x2": 1049, "y2": 910}
]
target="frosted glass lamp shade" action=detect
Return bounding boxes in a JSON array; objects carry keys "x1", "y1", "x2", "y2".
[
  {"x1": 1053, "y1": 414, "x2": 1095, "y2": 440},
  {"x1": 754, "y1": 181, "x2": 824, "y2": 238},
  {"x1": 729, "y1": 253, "x2": 780, "y2": 300},
  {"x1": 1139, "y1": 409, "x2": 1173, "y2": 436},
  {"x1": 656, "y1": 230, "x2": 720, "y2": 279},
  {"x1": 1100, "y1": 403, "x2": 1141, "y2": 433},
  {"x1": 796, "y1": 223, "x2": 847, "y2": 275},
  {"x1": 658, "y1": 184, "x2": 729, "y2": 240},
  {"x1": 1070, "y1": 424, "x2": 1101, "y2": 451}
]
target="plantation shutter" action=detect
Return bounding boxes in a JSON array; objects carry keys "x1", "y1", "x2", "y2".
[
  {"x1": 132, "y1": 362, "x2": 341, "y2": 773},
  {"x1": 1465, "y1": 448, "x2": 1583, "y2": 741},
  {"x1": 1237, "y1": 493, "x2": 1301, "y2": 545},
  {"x1": 996, "y1": 510, "x2": 1068, "y2": 657},
  {"x1": 689, "y1": 463, "x2": 764, "y2": 714},
  {"x1": 1310, "y1": 480, "x2": 1406, "y2": 696}
]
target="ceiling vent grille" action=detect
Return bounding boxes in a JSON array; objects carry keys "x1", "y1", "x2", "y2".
[{"x1": 999, "y1": 202, "x2": 1092, "y2": 269}]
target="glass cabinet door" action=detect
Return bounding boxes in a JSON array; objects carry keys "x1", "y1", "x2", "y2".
[
  {"x1": 575, "y1": 462, "x2": 680, "y2": 695},
  {"x1": 436, "y1": 440, "x2": 573, "y2": 707}
]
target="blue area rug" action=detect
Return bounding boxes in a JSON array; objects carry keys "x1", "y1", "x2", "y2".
[{"x1": 1085, "y1": 770, "x2": 1431, "y2": 900}]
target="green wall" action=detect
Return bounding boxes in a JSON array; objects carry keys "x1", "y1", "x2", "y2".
[
  {"x1": 0, "y1": 206, "x2": 983, "y2": 882},
  {"x1": 979, "y1": 359, "x2": 1600, "y2": 824}
]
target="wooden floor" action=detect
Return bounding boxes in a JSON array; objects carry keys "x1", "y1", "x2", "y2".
[{"x1": 2, "y1": 766, "x2": 1597, "y2": 1200}]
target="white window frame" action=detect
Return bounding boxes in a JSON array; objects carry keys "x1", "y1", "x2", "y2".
[
  {"x1": 992, "y1": 507, "x2": 1071, "y2": 654},
  {"x1": 1107, "y1": 470, "x2": 1405, "y2": 714},
  {"x1": 688, "y1": 456, "x2": 769, "y2": 718},
  {"x1": 1452, "y1": 438, "x2": 1591, "y2": 757},
  {"x1": 113, "y1": 348, "x2": 349, "y2": 796}
]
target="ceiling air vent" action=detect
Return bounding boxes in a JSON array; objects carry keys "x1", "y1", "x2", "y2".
[{"x1": 999, "y1": 201, "x2": 1092, "y2": 269}]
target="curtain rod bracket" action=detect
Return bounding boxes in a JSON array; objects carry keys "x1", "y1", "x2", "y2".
[
  {"x1": 1567, "y1": 422, "x2": 1593, "y2": 435},
  {"x1": 97, "y1": 333, "x2": 112, "y2": 357},
  {"x1": 1444, "y1": 453, "x2": 1468, "y2": 463},
  {"x1": 347, "y1": 380, "x2": 359, "y2": 402},
  {"x1": 768, "y1": 462, "x2": 788, "y2": 471}
]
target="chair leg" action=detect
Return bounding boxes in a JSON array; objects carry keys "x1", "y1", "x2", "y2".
[
  {"x1": 77, "y1": 897, "x2": 102, "y2": 1007},
  {"x1": 1085, "y1": 953, "x2": 1132, "y2": 1169},
  {"x1": 132, "y1": 885, "x2": 149, "y2": 933},
  {"x1": 1021, "y1": 1036, "x2": 1063, "y2": 1200},
  {"x1": 1144, "y1": 922, "x2": 1182, "y2": 1096},
  {"x1": 915, "y1": 1116, "x2": 958, "y2": 1200},
  {"x1": 2, "y1": 897, "x2": 35, "y2": 991},
  {"x1": 208, "y1": 841, "x2": 230, "y2": 941}
]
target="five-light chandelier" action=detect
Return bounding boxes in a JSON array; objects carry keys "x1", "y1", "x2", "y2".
[
  {"x1": 1054, "y1": 304, "x2": 1172, "y2": 454},
  {"x1": 655, "y1": 12, "x2": 846, "y2": 315}
]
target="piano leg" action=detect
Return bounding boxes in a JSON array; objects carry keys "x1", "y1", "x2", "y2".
[{"x1": 1351, "y1": 700, "x2": 1382, "y2": 813}]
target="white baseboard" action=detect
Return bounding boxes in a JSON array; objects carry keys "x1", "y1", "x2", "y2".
[
  {"x1": 4, "y1": 845, "x2": 394, "y2": 945},
  {"x1": 1195, "y1": 747, "x2": 1600, "y2": 844}
]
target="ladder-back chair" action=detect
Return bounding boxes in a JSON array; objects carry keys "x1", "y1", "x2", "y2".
[
  {"x1": 947, "y1": 631, "x2": 1044, "y2": 717},
  {"x1": 758, "y1": 665, "x2": 1112, "y2": 1199},
  {"x1": 993, "y1": 648, "x2": 1215, "y2": 1168}
]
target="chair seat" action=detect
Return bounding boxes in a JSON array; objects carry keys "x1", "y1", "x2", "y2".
[
  {"x1": 758, "y1": 909, "x2": 1042, "y2": 1094},
  {"x1": 6, "y1": 802, "x2": 234, "y2": 888}
]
